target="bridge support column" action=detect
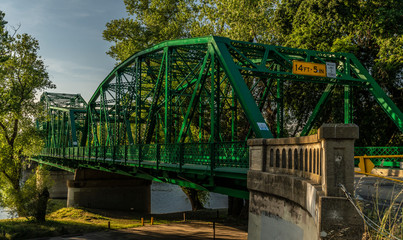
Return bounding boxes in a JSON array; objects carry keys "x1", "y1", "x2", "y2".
[
  {"x1": 247, "y1": 124, "x2": 364, "y2": 240},
  {"x1": 67, "y1": 169, "x2": 151, "y2": 213},
  {"x1": 49, "y1": 170, "x2": 74, "y2": 199}
]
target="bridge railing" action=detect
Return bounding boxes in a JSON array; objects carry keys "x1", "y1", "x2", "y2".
[
  {"x1": 249, "y1": 134, "x2": 323, "y2": 185},
  {"x1": 354, "y1": 146, "x2": 403, "y2": 168},
  {"x1": 248, "y1": 124, "x2": 359, "y2": 196},
  {"x1": 39, "y1": 141, "x2": 249, "y2": 170}
]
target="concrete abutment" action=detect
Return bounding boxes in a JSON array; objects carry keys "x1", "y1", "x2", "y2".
[
  {"x1": 247, "y1": 124, "x2": 364, "y2": 240},
  {"x1": 67, "y1": 168, "x2": 151, "y2": 213}
]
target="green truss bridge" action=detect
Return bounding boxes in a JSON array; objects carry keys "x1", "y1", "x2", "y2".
[{"x1": 33, "y1": 36, "x2": 403, "y2": 199}]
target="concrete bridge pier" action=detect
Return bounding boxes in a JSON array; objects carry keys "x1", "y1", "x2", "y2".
[
  {"x1": 48, "y1": 170, "x2": 74, "y2": 199},
  {"x1": 67, "y1": 169, "x2": 151, "y2": 213}
]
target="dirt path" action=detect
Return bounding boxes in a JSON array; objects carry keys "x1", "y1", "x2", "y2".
[{"x1": 45, "y1": 221, "x2": 248, "y2": 240}]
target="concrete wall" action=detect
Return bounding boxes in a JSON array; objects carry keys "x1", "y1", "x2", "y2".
[
  {"x1": 49, "y1": 170, "x2": 74, "y2": 199},
  {"x1": 67, "y1": 169, "x2": 151, "y2": 213},
  {"x1": 247, "y1": 124, "x2": 364, "y2": 240}
]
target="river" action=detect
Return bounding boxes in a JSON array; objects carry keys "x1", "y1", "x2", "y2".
[{"x1": 0, "y1": 182, "x2": 228, "y2": 219}]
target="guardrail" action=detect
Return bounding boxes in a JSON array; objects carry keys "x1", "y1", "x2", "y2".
[
  {"x1": 39, "y1": 142, "x2": 249, "y2": 170},
  {"x1": 355, "y1": 154, "x2": 403, "y2": 183},
  {"x1": 355, "y1": 147, "x2": 403, "y2": 168},
  {"x1": 40, "y1": 144, "x2": 402, "y2": 172}
]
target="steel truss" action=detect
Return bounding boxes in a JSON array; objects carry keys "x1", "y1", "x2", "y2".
[
  {"x1": 36, "y1": 36, "x2": 403, "y2": 198},
  {"x1": 81, "y1": 36, "x2": 402, "y2": 148},
  {"x1": 40, "y1": 92, "x2": 87, "y2": 148}
]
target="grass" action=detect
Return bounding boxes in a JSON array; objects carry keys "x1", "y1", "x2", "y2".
[
  {"x1": 0, "y1": 199, "x2": 155, "y2": 240},
  {"x1": 0, "y1": 200, "x2": 234, "y2": 240},
  {"x1": 355, "y1": 176, "x2": 403, "y2": 239}
]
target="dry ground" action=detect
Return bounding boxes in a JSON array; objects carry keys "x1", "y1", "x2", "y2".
[{"x1": 42, "y1": 221, "x2": 248, "y2": 240}]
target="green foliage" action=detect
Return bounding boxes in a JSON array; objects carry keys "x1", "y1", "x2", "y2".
[
  {"x1": 0, "y1": 166, "x2": 53, "y2": 220},
  {"x1": 0, "y1": 11, "x2": 55, "y2": 222},
  {"x1": 103, "y1": 0, "x2": 196, "y2": 61},
  {"x1": 0, "y1": 12, "x2": 8, "y2": 63},
  {"x1": 191, "y1": 0, "x2": 274, "y2": 43}
]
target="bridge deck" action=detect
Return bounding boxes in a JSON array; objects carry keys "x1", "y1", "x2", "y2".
[{"x1": 34, "y1": 142, "x2": 250, "y2": 198}]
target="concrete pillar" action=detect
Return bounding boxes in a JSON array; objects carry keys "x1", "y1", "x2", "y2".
[
  {"x1": 49, "y1": 170, "x2": 74, "y2": 199},
  {"x1": 318, "y1": 124, "x2": 359, "y2": 197},
  {"x1": 67, "y1": 169, "x2": 151, "y2": 213}
]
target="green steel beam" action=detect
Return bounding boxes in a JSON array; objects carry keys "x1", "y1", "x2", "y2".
[
  {"x1": 177, "y1": 52, "x2": 210, "y2": 143},
  {"x1": 350, "y1": 55, "x2": 403, "y2": 131},
  {"x1": 344, "y1": 85, "x2": 353, "y2": 124},
  {"x1": 276, "y1": 65, "x2": 284, "y2": 138},
  {"x1": 69, "y1": 110, "x2": 79, "y2": 146},
  {"x1": 211, "y1": 39, "x2": 273, "y2": 138},
  {"x1": 300, "y1": 83, "x2": 336, "y2": 136},
  {"x1": 30, "y1": 157, "x2": 75, "y2": 173},
  {"x1": 88, "y1": 36, "x2": 214, "y2": 107},
  {"x1": 164, "y1": 47, "x2": 171, "y2": 144}
]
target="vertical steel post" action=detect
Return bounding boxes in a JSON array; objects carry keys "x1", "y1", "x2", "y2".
[
  {"x1": 209, "y1": 44, "x2": 216, "y2": 143},
  {"x1": 276, "y1": 65, "x2": 284, "y2": 138},
  {"x1": 114, "y1": 72, "x2": 121, "y2": 146},
  {"x1": 231, "y1": 89, "x2": 237, "y2": 141},
  {"x1": 134, "y1": 59, "x2": 139, "y2": 144},
  {"x1": 344, "y1": 85, "x2": 353, "y2": 124},
  {"x1": 164, "y1": 47, "x2": 171, "y2": 144}
]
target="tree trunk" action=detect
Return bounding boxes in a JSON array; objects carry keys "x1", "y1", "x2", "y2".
[
  {"x1": 34, "y1": 187, "x2": 49, "y2": 222},
  {"x1": 182, "y1": 187, "x2": 204, "y2": 211},
  {"x1": 228, "y1": 196, "x2": 245, "y2": 217}
]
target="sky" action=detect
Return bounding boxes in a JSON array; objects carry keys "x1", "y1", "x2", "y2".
[{"x1": 1, "y1": 0, "x2": 128, "y2": 101}]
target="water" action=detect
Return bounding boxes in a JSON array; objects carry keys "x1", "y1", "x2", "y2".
[
  {"x1": 0, "y1": 182, "x2": 228, "y2": 219},
  {"x1": 151, "y1": 182, "x2": 228, "y2": 214},
  {"x1": 0, "y1": 209, "x2": 8, "y2": 219}
]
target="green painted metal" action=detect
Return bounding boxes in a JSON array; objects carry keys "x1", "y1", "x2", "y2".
[
  {"x1": 300, "y1": 83, "x2": 336, "y2": 136},
  {"x1": 276, "y1": 69, "x2": 284, "y2": 138},
  {"x1": 354, "y1": 147, "x2": 403, "y2": 168},
  {"x1": 344, "y1": 85, "x2": 353, "y2": 124},
  {"x1": 40, "y1": 92, "x2": 87, "y2": 148},
  {"x1": 212, "y1": 40, "x2": 273, "y2": 138},
  {"x1": 349, "y1": 55, "x2": 403, "y2": 131},
  {"x1": 35, "y1": 142, "x2": 249, "y2": 198},
  {"x1": 36, "y1": 36, "x2": 403, "y2": 199}
]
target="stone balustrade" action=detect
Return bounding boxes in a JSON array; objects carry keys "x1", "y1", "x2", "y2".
[{"x1": 247, "y1": 124, "x2": 363, "y2": 240}]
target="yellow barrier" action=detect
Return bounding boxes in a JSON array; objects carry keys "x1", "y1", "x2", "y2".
[{"x1": 354, "y1": 155, "x2": 403, "y2": 184}]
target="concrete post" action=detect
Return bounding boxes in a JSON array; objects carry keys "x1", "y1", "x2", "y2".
[
  {"x1": 67, "y1": 169, "x2": 151, "y2": 213},
  {"x1": 318, "y1": 124, "x2": 359, "y2": 196}
]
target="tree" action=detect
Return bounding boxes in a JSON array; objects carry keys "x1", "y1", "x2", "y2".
[
  {"x1": 0, "y1": 11, "x2": 55, "y2": 221},
  {"x1": 271, "y1": 0, "x2": 402, "y2": 145},
  {"x1": 181, "y1": 187, "x2": 209, "y2": 211},
  {"x1": 191, "y1": 0, "x2": 275, "y2": 43},
  {"x1": 0, "y1": 11, "x2": 8, "y2": 63},
  {"x1": 103, "y1": 0, "x2": 196, "y2": 61}
]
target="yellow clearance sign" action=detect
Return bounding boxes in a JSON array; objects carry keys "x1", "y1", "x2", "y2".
[{"x1": 292, "y1": 60, "x2": 326, "y2": 77}]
